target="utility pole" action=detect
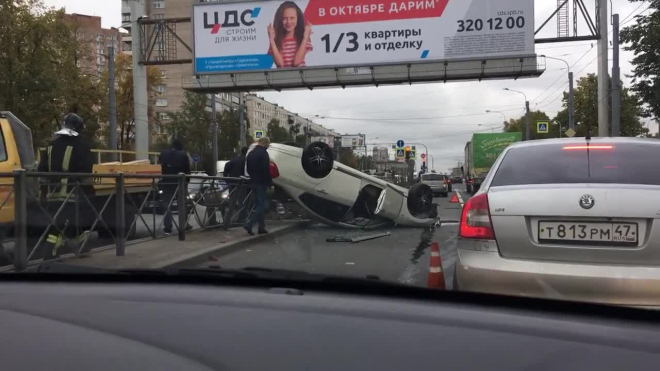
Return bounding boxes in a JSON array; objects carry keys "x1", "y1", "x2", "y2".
[
  {"x1": 568, "y1": 71, "x2": 575, "y2": 131},
  {"x1": 597, "y1": 0, "x2": 609, "y2": 137},
  {"x1": 211, "y1": 94, "x2": 218, "y2": 175},
  {"x1": 239, "y1": 93, "x2": 246, "y2": 147},
  {"x1": 525, "y1": 101, "x2": 531, "y2": 141},
  {"x1": 611, "y1": 13, "x2": 621, "y2": 137},
  {"x1": 130, "y1": 0, "x2": 149, "y2": 159},
  {"x1": 108, "y1": 45, "x2": 117, "y2": 160},
  {"x1": 539, "y1": 56, "x2": 574, "y2": 130}
]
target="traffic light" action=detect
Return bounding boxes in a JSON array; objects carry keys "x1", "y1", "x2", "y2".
[{"x1": 405, "y1": 146, "x2": 411, "y2": 160}]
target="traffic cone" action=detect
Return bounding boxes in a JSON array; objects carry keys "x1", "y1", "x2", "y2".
[{"x1": 427, "y1": 242, "x2": 446, "y2": 289}]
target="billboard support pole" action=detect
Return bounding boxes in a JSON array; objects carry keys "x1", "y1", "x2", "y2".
[
  {"x1": 611, "y1": 13, "x2": 621, "y2": 137},
  {"x1": 597, "y1": 0, "x2": 609, "y2": 137},
  {"x1": 131, "y1": 0, "x2": 149, "y2": 160}
]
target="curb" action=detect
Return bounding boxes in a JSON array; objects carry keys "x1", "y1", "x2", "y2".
[{"x1": 165, "y1": 220, "x2": 310, "y2": 268}]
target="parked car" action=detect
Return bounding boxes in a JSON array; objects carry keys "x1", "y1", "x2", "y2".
[
  {"x1": 262, "y1": 142, "x2": 439, "y2": 229},
  {"x1": 455, "y1": 137, "x2": 660, "y2": 305},
  {"x1": 420, "y1": 173, "x2": 452, "y2": 197}
]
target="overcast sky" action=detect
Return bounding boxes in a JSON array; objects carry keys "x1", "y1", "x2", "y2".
[{"x1": 44, "y1": 0, "x2": 655, "y2": 173}]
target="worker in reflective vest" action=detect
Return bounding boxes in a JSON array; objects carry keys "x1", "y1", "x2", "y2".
[{"x1": 38, "y1": 113, "x2": 95, "y2": 258}]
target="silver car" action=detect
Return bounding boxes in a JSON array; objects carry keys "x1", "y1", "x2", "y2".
[
  {"x1": 455, "y1": 137, "x2": 660, "y2": 306},
  {"x1": 420, "y1": 173, "x2": 450, "y2": 197}
]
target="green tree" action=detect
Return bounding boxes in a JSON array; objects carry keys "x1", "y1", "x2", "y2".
[
  {"x1": 620, "y1": 1, "x2": 660, "y2": 123},
  {"x1": 98, "y1": 53, "x2": 163, "y2": 150},
  {"x1": 266, "y1": 119, "x2": 292, "y2": 143},
  {"x1": 166, "y1": 92, "x2": 246, "y2": 173},
  {"x1": 553, "y1": 74, "x2": 647, "y2": 137},
  {"x1": 337, "y1": 147, "x2": 358, "y2": 169},
  {"x1": 503, "y1": 111, "x2": 554, "y2": 140},
  {"x1": 0, "y1": 0, "x2": 103, "y2": 148}
]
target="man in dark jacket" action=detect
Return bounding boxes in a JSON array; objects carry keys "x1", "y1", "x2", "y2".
[
  {"x1": 159, "y1": 139, "x2": 191, "y2": 234},
  {"x1": 38, "y1": 113, "x2": 95, "y2": 196},
  {"x1": 38, "y1": 113, "x2": 95, "y2": 258},
  {"x1": 243, "y1": 137, "x2": 271, "y2": 235},
  {"x1": 223, "y1": 146, "x2": 248, "y2": 177}
]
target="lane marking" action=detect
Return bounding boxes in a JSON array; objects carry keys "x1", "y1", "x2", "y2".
[{"x1": 455, "y1": 191, "x2": 464, "y2": 207}]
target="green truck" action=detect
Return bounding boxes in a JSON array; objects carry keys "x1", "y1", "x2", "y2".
[{"x1": 464, "y1": 132, "x2": 522, "y2": 194}]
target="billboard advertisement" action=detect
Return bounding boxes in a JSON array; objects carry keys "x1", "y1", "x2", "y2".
[
  {"x1": 341, "y1": 135, "x2": 365, "y2": 148},
  {"x1": 192, "y1": 0, "x2": 535, "y2": 74}
]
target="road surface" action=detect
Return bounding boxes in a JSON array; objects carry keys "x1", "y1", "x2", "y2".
[{"x1": 194, "y1": 184, "x2": 471, "y2": 289}]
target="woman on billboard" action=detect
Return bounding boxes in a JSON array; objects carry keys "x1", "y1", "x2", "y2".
[{"x1": 267, "y1": 1, "x2": 313, "y2": 68}]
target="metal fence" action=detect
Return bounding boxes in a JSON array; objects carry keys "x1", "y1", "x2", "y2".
[{"x1": 0, "y1": 171, "x2": 256, "y2": 271}]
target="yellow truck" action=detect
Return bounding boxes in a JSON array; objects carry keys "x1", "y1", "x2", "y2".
[{"x1": 0, "y1": 111, "x2": 162, "y2": 238}]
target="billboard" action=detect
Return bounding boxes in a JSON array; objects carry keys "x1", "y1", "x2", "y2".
[
  {"x1": 341, "y1": 134, "x2": 365, "y2": 148},
  {"x1": 192, "y1": 0, "x2": 535, "y2": 74}
]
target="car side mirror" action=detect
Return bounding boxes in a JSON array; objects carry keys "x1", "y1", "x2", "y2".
[{"x1": 375, "y1": 190, "x2": 387, "y2": 215}]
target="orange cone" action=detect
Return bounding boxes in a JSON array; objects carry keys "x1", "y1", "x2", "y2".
[
  {"x1": 449, "y1": 193, "x2": 459, "y2": 203},
  {"x1": 427, "y1": 242, "x2": 446, "y2": 289}
]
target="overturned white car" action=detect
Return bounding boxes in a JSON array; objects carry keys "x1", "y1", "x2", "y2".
[{"x1": 264, "y1": 142, "x2": 438, "y2": 229}]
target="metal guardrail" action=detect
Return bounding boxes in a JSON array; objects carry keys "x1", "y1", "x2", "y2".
[{"x1": 0, "y1": 171, "x2": 256, "y2": 271}]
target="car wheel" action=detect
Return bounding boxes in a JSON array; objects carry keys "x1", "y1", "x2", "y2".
[
  {"x1": 440, "y1": 192, "x2": 448, "y2": 198},
  {"x1": 407, "y1": 183, "x2": 434, "y2": 217},
  {"x1": 302, "y1": 141, "x2": 334, "y2": 179}
]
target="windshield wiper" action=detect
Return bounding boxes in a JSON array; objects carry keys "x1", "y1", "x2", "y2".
[{"x1": 24, "y1": 262, "x2": 387, "y2": 287}]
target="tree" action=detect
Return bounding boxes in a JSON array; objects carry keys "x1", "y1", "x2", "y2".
[
  {"x1": 620, "y1": 1, "x2": 660, "y2": 123},
  {"x1": 165, "y1": 92, "x2": 246, "y2": 173},
  {"x1": 98, "y1": 54, "x2": 162, "y2": 150},
  {"x1": 337, "y1": 147, "x2": 358, "y2": 169},
  {"x1": 0, "y1": 0, "x2": 104, "y2": 148},
  {"x1": 553, "y1": 74, "x2": 647, "y2": 137},
  {"x1": 266, "y1": 119, "x2": 292, "y2": 143},
  {"x1": 503, "y1": 111, "x2": 555, "y2": 140}
]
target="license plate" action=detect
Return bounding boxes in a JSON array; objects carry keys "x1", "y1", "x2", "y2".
[{"x1": 538, "y1": 222, "x2": 638, "y2": 244}]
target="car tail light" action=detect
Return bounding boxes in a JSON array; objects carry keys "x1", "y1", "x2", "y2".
[
  {"x1": 269, "y1": 161, "x2": 280, "y2": 178},
  {"x1": 459, "y1": 193, "x2": 495, "y2": 240}
]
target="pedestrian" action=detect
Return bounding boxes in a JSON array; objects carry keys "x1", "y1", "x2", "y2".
[
  {"x1": 38, "y1": 113, "x2": 95, "y2": 259},
  {"x1": 159, "y1": 139, "x2": 192, "y2": 235},
  {"x1": 244, "y1": 137, "x2": 272, "y2": 235},
  {"x1": 223, "y1": 146, "x2": 248, "y2": 177}
]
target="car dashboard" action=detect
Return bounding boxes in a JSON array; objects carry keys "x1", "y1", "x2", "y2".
[{"x1": 0, "y1": 276, "x2": 659, "y2": 370}]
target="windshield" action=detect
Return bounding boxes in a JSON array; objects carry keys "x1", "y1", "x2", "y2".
[{"x1": 7, "y1": 0, "x2": 660, "y2": 311}]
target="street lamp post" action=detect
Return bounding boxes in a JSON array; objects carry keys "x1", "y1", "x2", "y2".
[
  {"x1": 503, "y1": 88, "x2": 530, "y2": 141},
  {"x1": 540, "y1": 55, "x2": 574, "y2": 131},
  {"x1": 485, "y1": 110, "x2": 506, "y2": 125}
]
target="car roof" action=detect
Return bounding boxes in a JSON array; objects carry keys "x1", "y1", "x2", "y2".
[{"x1": 507, "y1": 137, "x2": 660, "y2": 150}]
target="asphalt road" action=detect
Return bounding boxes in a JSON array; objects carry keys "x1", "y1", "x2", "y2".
[{"x1": 196, "y1": 184, "x2": 471, "y2": 289}]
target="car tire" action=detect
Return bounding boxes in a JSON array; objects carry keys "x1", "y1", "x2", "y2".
[
  {"x1": 301, "y1": 141, "x2": 334, "y2": 179},
  {"x1": 466, "y1": 184, "x2": 473, "y2": 193},
  {"x1": 440, "y1": 192, "x2": 448, "y2": 198},
  {"x1": 407, "y1": 183, "x2": 434, "y2": 217}
]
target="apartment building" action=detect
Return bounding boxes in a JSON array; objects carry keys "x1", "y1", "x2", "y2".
[
  {"x1": 63, "y1": 14, "x2": 122, "y2": 78},
  {"x1": 246, "y1": 94, "x2": 337, "y2": 139}
]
